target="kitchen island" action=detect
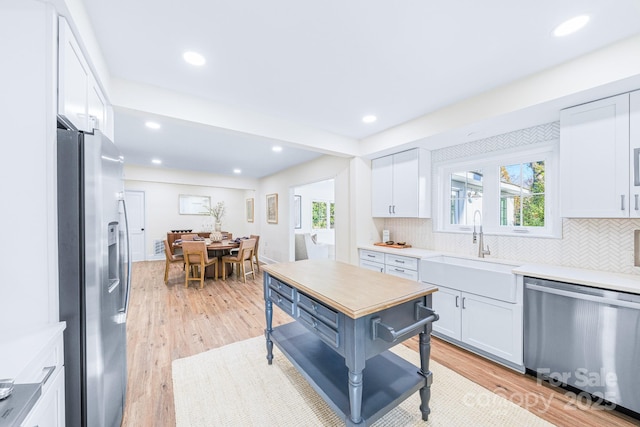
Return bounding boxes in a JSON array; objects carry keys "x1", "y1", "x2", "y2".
[{"x1": 263, "y1": 259, "x2": 438, "y2": 426}]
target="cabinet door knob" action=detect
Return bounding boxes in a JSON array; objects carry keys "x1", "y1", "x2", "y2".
[
  {"x1": 455, "y1": 295, "x2": 459, "y2": 308},
  {"x1": 621, "y1": 194, "x2": 626, "y2": 211}
]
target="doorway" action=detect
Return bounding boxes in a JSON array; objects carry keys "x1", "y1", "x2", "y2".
[
  {"x1": 125, "y1": 190, "x2": 146, "y2": 262},
  {"x1": 292, "y1": 179, "x2": 335, "y2": 261}
]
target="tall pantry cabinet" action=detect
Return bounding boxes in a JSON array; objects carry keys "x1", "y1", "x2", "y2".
[{"x1": 560, "y1": 91, "x2": 640, "y2": 218}]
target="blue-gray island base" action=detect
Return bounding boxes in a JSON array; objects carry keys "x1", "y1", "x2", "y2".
[{"x1": 263, "y1": 259, "x2": 439, "y2": 426}]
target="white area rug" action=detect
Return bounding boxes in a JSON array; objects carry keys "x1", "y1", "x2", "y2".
[{"x1": 172, "y1": 336, "x2": 552, "y2": 426}]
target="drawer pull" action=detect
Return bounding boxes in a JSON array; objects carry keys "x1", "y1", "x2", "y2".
[
  {"x1": 312, "y1": 319, "x2": 318, "y2": 329},
  {"x1": 394, "y1": 268, "x2": 405, "y2": 273},
  {"x1": 371, "y1": 303, "x2": 439, "y2": 343},
  {"x1": 312, "y1": 304, "x2": 318, "y2": 312},
  {"x1": 395, "y1": 260, "x2": 405, "y2": 264},
  {"x1": 367, "y1": 254, "x2": 375, "y2": 258},
  {"x1": 41, "y1": 366, "x2": 56, "y2": 386}
]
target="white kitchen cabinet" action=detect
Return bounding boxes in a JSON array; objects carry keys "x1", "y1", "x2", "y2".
[
  {"x1": 358, "y1": 249, "x2": 420, "y2": 281},
  {"x1": 58, "y1": 17, "x2": 112, "y2": 138},
  {"x1": 430, "y1": 284, "x2": 523, "y2": 367},
  {"x1": 58, "y1": 17, "x2": 90, "y2": 131},
  {"x1": 384, "y1": 253, "x2": 419, "y2": 281},
  {"x1": 0, "y1": 323, "x2": 66, "y2": 427},
  {"x1": 371, "y1": 148, "x2": 431, "y2": 218},
  {"x1": 560, "y1": 92, "x2": 640, "y2": 218},
  {"x1": 20, "y1": 366, "x2": 65, "y2": 427}
]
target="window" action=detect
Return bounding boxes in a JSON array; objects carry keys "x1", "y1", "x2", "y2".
[
  {"x1": 436, "y1": 143, "x2": 559, "y2": 237},
  {"x1": 450, "y1": 170, "x2": 483, "y2": 226},
  {"x1": 312, "y1": 201, "x2": 327, "y2": 229},
  {"x1": 499, "y1": 161, "x2": 545, "y2": 227},
  {"x1": 312, "y1": 201, "x2": 335, "y2": 230}
]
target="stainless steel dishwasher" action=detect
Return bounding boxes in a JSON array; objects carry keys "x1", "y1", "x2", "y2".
[{"x1": 524, "y1": 277, "x2": 640, "y2": 415}]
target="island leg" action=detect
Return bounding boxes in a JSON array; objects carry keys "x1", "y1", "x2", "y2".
[
  {"x1": 264, "y1": 274, "x2": 274, "y2": 365},
  {"x1": 347, "y1": 370, "x2": 363, "y2": 426},
  {"x1": 418, "y1": 328, "x2": 434, "y2": 421}
]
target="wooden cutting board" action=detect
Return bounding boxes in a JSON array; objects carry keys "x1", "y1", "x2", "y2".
[{"x1": 374, "y1": 242, "x2": 412, "y2": 249}]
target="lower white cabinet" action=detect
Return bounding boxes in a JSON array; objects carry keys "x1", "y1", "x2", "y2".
[
  {"x1": 358, "y1": 249, "x2": 419, "y2": 281},
  {"x1": 21, "y1": 366, "x2": 65, "y2": 427},
  {"x1": 432, "y1": 284, "x2": 523, "y2": 368},
  {"x1": 0, "y1": 323, "x2": 66, "y2": 427}
]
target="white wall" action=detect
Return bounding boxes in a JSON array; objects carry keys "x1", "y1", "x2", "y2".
[
  {"x1": 294, "y1": 179, "x2": 334, "y2": 245},
  {"x1": 0, "y1": 1, "x2": 58, "y2": 331},
  {"x1": 258, "y1": 155, "x2": 352, "y2": 264},
  {"x1": 124, "y1": 165, "x2": 258, "y2": 259}
]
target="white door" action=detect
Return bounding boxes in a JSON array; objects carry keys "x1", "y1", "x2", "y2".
[
  {"x1": 431, "y1": 286, "x2": 461, "y2": 340},
  {"x1": 125, "y1": 190, "x2": 145, "y2": 262},
  {"x1": 392, "y1": 149, "x2": 419, "y2": 217},
  {"x1": 371, "y1": 155, "x2": 394, "y2": 217},
  {"x1": 461, "y1": 293, "x2": 521, "y2": 364},
  {"x1": 560, "y1": 93, "x2": 630, "y2": 217}
]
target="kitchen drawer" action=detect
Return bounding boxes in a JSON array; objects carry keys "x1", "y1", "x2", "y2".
[
  {"x1": 298, "y1": 292, "x2": 338, "y2": 328},
  {"x1": 359, "y1": 259, "x2": 384, "y2": 273},
  {"x1": 297, "y1": 309, "x2": 339, "y2": 348},
  {"x1": 16, "y1": 328, "x2": 64, "y2": 396},
  {"x1": 384, "y1": 253, "x2": 418, "y2": 271},
  {"x1": 359, "y1": 249, "x2": 384, "y2": 263},
  {"x1": 385, "y1": 265, "x2": 419, "y2": 282},
  {"x1": 268, "y1": 288, "x2": 295, "y2": 316},
  {"x1": 268, "y1": 277, "x2": 295, "y2": 300}
]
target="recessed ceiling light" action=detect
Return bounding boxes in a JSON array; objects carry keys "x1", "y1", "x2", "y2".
[
  {"x1": 553, "y1": 15, "x2": 590, "y2": 37},
  {"x1": 183, "y1": 51, "x2": 206, "y2": 66},
  {"x1": 362, "y1": 115, "x2": 377, "y2": 124},
  {"x1": 151, "y1": 159, "x2": 162, "y2": 165},
  {"x1": 145, "y1": 121, "x2": 160, "y2": 129},
  {"x1": 272, "y1": 146, "x2": 283, "y2": 152},
  {"x1": 233, "y1": 168, "x2": 241, "y2": 174}
]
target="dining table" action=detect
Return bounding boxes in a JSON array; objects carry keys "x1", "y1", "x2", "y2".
[{"x1": 173, "y1": 239, "x2": 240, "y2": 278}]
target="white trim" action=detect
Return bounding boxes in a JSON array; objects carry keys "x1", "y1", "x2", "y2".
[{"x1": 435, "y1": 142, "x2": 561, "y2": 238}]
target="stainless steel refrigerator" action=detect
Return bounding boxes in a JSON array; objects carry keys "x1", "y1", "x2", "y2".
[{"x1": 57, "y1": 123, "x2": 131, "y2": 427}]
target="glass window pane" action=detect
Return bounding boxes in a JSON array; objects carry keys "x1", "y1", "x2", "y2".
[
  {"x1": 312, "y1": 201, "x2": 327, "y2": 229},
  {"x1": 499, "y1": 161, "x2": 545, "y2": 228},
  {"x1": 450, "y1": 170, "x2": 483, "y2": 226}
]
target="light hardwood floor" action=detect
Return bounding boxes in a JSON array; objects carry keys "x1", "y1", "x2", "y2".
[{"x1": 122, "y1": 260, "x2": 638, "y2": 427}]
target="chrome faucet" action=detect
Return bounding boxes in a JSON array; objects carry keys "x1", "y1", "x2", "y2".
[{"x1": 473, "y1": 210, "x2": 490, "y2": 258}]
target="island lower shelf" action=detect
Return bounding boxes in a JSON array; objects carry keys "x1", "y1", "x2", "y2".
[{"x1": 271, "y1": 321, "x2": 426, "y2": 425}]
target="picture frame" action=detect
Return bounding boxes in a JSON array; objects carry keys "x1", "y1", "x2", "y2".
[
  {"x1": 178, "y1": 194, "x2": 211, "y2": 215},
  {"x1": 294, "y1": 195, "x2": 301, "y2": 229},
  {"x1": 246, "y1": 198, "x2": 254, "y2": 223},
  {"x1": 266, "y1": 193, "x2": 278, "y2": 224}
]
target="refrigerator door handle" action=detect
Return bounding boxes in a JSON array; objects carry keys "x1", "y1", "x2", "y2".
[{"x1": 119, "y1": 197, "x2": 132, "y2": 316}]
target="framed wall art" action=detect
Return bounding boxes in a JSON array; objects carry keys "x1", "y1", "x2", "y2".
[
  {"x1": 294, "y1": 195, "x2": 301, "y2": 229},
  {"x1": 266, "y1": 193, "x2": 278, "y2": 224},
  {"x1": 246, "y1": 198, "x2": 254, "y2": 222}
]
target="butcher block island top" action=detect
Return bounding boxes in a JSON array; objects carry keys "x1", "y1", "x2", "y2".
[{"x1": 262, "y1": 258, "x2": 438, "y2": 318}]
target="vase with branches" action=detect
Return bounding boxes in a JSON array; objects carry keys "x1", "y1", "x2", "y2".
[{"x1": 206, "y1": 201, "x2": 225, "y2": 232}]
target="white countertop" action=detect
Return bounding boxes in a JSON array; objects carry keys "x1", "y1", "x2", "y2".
[
  {"x1": 0, "y1": 322, "x2": 66, "y2": 379},
  {"x1": 513, "y1": 264, "x2": 640, "y2": 295},
  {"x1": 359, "y1": 244, "x2": 640, "y2": 295}
]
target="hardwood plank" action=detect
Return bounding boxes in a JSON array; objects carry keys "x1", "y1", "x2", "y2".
[{"x1": 122, "y1": 260, "x2": 638, "y2": 427}]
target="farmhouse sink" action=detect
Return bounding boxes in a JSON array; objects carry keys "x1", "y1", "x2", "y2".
[{"x1": 420, "y1": 255, "x2": 520, "y2": 302}]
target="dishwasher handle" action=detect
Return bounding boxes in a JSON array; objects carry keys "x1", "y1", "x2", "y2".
[{"x1": 526, "y1": 282, "x2": 640, "y2": 310}]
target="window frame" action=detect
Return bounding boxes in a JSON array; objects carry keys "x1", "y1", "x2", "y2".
[{"x1": 435, "y1": 142, "x2": 560, "y2": 238}]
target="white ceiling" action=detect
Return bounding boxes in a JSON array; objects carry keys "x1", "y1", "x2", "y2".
[{"x1": 82, "y1": 0, "x2": 640, "y2": 177}]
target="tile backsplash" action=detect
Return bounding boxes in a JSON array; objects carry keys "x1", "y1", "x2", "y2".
[
  {"x1": 383, "y1": 121, "x2": 640, "y2": 276},
  {"x1": 384, "y1": 217, "x2": 640, "y2": 275}
]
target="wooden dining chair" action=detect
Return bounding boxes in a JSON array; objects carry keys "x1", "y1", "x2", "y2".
[
  {"x1": 221, "y1": 238, "x2": 256, "y2": 283},
  {"x1": 249, "y1": 234, "x2": 260, "y2": 272},
  {"x1": 182, "y1": 241, "x2": 218, "y2": 288},
  {"x1": 163, "y1": 240, "x2": 184, "y2": 284}
]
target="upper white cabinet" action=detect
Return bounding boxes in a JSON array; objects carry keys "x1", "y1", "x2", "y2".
[
  {"x1": 560, "y1": 92, "x2": 640, "y2": 218},
  {"x1": 371, "y1": 148, "x2": 431, "y2": 218},
  {"x1": 58, "y1": 17, "x2": 112, "y2": 138}
]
